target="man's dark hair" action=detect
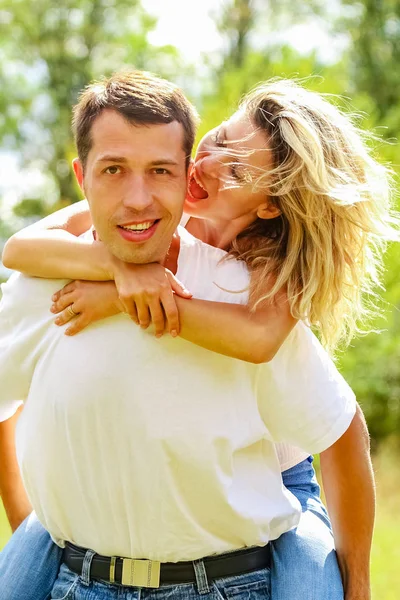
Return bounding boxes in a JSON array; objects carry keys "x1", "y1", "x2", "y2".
[{"x1": 72, "y1": 70, "x2": 199, "y2": 170}]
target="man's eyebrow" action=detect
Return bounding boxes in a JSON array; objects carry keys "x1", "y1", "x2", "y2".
[
  {"x1": 95, "y1": 156, "x2": 180, "y2": 166},
  {"x1": 96, "y1": 155, "x2": 128, "y2": 163},
  {"x1": 150, "y1": 159, "x2": 180, "y2": 166}
]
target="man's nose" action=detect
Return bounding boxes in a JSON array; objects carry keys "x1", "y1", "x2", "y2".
[{"x1": 122, "y1": 177, "x2": 153, "y2": 211}]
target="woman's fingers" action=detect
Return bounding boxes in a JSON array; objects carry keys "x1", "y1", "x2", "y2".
[
  {"x1": 120, "y1": 297, "x2": 139, "y2": 323},
  {"x1": 148, "y1": 300, "x2": 165, "y2": 338},
  {"x1": 52, "y1": 281, "x2": 77, "y2": 303},
  {"x1": 135, "y1": 300, "x2": 151, "y2": 329},
  {"x1": 161, "y1": 291, "x2": 180, "y2": 336},
  {"x1": 126, "y1": 302, "x2": 139, "y2": 325},
  {"x1": 54, "y1": 306, "x2": 78, "y2": 326},
  {"x1": 51, "y1": 292, "x2": 77, "y2": 314},
  {"x1": 65, "y1": 315, "x2": 89, "y2": 336},
  {"x1": 166, "y1": 272, "x2": 192, "y2": 299}
]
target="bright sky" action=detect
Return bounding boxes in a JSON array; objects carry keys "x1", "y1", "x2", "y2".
[
  {"x1": 143, "y1": 0, "x2": 225, "y2": 61},
  {"x1": 142, "y1": 0, "x2": 345, "y2": 64}
]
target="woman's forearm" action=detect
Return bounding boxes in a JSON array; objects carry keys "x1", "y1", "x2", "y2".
[
  {"x1": 2, "y1": 230, "x2": 113, "y2": 281},
  {"x1": 176, "y1": 296, "x2": 296, "y2": 363},
  {"x1": 0, "y1": 409, "x2": 32, "y2": 531},
  {"x1": 320, "y1": 404, "x2": 375, "y2": 600}
]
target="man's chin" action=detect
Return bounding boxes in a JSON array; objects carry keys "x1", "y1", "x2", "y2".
[{"x1": 108, "y1": 240, "x2": 166, "y2": 265}]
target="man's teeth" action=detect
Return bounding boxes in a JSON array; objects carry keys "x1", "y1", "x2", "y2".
[{"x1": 121, "y1": 221, "x2": 154, "y2": 231}]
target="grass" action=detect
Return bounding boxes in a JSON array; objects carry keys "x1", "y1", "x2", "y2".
[
  {"x1": 369, "y1": 443, "x2": 400, "y2": 600},
  {"x1": 1, "y1": 445, "x2": 399, "y2": 598}
]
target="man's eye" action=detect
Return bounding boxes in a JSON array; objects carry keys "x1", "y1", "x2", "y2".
[
  {"x1": 153, "y1": 168, "x2": 169, "y2": 175},
  {"x1": 105, "y1": 166, "x2": 121, "y2": 175}
]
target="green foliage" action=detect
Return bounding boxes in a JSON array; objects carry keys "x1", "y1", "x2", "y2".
[
  {"x1": 341, "y1": 0, "x2": 400, "y2": 131},
  {"x1": 12, "y1": 198, "x2": 49, "y2": 219},
  {"x1": 0, "y1": 0, "x2": 183, "y2": 215}
]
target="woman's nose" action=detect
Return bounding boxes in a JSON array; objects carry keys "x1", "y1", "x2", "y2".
[{"x1": 196, "y1": 150, "x2": 225, "y2": 179}]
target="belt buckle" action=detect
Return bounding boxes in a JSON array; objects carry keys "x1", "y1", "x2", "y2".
[{"x1": 121, "y1": 558, "x2": 161, "y2": 588}]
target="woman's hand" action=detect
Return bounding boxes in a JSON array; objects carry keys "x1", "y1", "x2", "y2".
[
  {"x1": 110, "y1": 261, "x2": 192, "y2": 337},
  {"x1": 51, "y1": 281, "x2": 123, "y2": 336}
]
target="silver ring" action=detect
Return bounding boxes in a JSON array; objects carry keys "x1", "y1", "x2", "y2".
[{"x1": 67, "y1": 305, "x2": 78, "y2": 318}]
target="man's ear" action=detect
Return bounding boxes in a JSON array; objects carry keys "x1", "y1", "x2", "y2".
[
  {"x1": 72, "y1": 158, "x2": 84, "y2": 191},
  {"x1": 256, "y1": 200, "x2": 281, "y2": 220},
  {"x1": 187, "y1": 157, "x2": 194, "y2": 176}
]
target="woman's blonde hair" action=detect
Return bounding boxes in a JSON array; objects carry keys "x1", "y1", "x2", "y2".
[{"x1": 230, "y1": 79, "x2": 399, "y2": 352}]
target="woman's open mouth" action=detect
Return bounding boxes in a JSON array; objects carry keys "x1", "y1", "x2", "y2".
[{"x1": 187, "y1": 167, "x2": 209, "y2": 202}]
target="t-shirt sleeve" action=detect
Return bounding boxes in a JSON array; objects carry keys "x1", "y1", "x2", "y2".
[
  {"x1": 256, "y1": 323, "x2": 357, "y2": 454},
  {"x1": 0, "y1": 274, "x2": 56, "y2": 421}
]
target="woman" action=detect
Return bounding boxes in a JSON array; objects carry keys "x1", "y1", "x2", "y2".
[{"x1": 1, "y1": 78, "x2": 396, "y2": 599}]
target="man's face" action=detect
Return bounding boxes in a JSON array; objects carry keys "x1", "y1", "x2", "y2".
[{"x1": 74, "y1": 109, "x2": 188, "y2": 264}]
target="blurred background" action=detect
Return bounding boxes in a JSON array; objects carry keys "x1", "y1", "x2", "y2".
[{"x1": 0, "y1": 0, "x2": 399, "y2": 597}]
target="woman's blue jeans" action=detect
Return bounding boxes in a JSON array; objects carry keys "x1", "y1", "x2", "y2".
[{"x1": 0, "y1": 457, "x2": 343, "y2": 600}]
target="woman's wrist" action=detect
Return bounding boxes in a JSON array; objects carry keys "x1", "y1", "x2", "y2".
[{"x1": 96, "y1": 243, "x2": 120, "y2": 281}]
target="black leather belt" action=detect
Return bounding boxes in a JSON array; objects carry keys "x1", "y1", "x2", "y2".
[{"x1": 64, "y1": 542, "x2": 271, "y2": 588}]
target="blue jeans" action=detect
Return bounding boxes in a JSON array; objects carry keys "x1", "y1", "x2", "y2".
[
  {"x1": 0, "y1": 458, "x2": 343, "y2": 600},
  {"x1": 51, "y1": 561, "x2": 271, "y2": 599},
  {"x1": 270, "y1": 457, "x2": 343, "y2": 600}
]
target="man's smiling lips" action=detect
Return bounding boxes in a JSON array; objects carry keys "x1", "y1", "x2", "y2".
[{"x1": 117, "y1": 220, "x2": 160, "y2": 242}]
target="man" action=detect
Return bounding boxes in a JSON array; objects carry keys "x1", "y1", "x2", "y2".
[{"x1": 0, "y1": 70, "x2": 368, "y2": 600}]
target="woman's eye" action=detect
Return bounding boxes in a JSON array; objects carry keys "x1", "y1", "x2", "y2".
[
  {"x1": 105, "y1": 166, "x2": 121, "y2": 175},
  {"x1": 229, "y1": 162, "x2": 245, "y2": 182},
  {"x1": 212, "y1": 129, "x2": 226, "y2": 148}
]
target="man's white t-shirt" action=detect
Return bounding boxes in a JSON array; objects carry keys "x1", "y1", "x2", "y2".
[{"x1": 0, "y1": 226, "x2": 356, "y2": 562}]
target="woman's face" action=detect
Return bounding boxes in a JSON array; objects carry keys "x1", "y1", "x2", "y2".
[{"x1": 185, "y1": 110, "x2": 276, "y2": 223}]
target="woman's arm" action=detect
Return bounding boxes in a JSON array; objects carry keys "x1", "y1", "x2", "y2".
[
  {"x1": 2, "y1": 200, "x2": 113, "y2": 281},
  {"x1": 176, "y1": 291, "x2": 296, "y2": 363},
  {"x1": 110, "y1": 261, "x2": 296, "y2": 362},
  {"x1": 0, "y1": 409, "x2": 32, "y2": 531},
  {"x1": 4, "y1": 204, "x2": 296, "y2": 362},
  {"x1": 52, "y1": 272, "x2": 296, "y2": 363},
  {"x1": 320, "y1": 404, "x2": 374, "y2": 600}
]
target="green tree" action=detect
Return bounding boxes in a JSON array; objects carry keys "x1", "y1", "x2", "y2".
[
  {"x1": 0, "y1": 0, "x2": 181, "y2": 216},
  {"x1": 342, "y1": 0, "x2": 400, "y2": 134}
]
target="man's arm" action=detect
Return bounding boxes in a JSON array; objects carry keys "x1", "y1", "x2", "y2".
[
  {"x1": 0, "y1": 408, "x2": 32, "y2": 531},
  {"x1": 320, "y1": 403, "x2": 374, "y2": 600}
]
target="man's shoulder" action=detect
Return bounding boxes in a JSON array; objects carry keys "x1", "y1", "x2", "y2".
[
  {"x1": 266, "y1": 322, "x2": 355, "y2": 401},
  {"x1": 1, "y1": 272, "x2": 71, "y2": 312}
]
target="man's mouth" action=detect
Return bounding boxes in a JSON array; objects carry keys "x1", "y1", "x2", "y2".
[
  {"x1": 119, "y1": 221, "x2": 157, "y2": 232},
  {"x1": 117, "y1": 220, "x2": 160, "y2": 242},
  {"x1": 187, "y1": 167, "x2": 209, "y2": 202}
]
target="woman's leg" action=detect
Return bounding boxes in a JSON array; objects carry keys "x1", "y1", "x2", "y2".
[
  {"x1": 270, "y1": 456, "x2": 344, "y2": 600},
  {"x1": 0, "y1": 512, "x2": 63, "y2": 600}
]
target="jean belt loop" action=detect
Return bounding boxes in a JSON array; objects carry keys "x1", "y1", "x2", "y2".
[
  {"x1": 80, "y1": 548, "x2": 96, "y2": 586},
  {"x1": 193, "y1": 559, "x2": 210, "y2": 594}
]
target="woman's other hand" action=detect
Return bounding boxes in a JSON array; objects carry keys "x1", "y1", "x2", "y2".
[{"x1": 51, "y1": 281, "x2": 123, "y2": 336}]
